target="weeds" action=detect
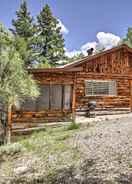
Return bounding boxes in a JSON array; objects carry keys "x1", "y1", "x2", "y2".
[
  {"x1": 0, "y1": 143, "x2": 25, "y2": 156},
  {"x1": 67, "y1": 121, "x2": 80, "y2": 130}
]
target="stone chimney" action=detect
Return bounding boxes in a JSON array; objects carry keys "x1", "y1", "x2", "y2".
[{"x1": 87, "y1": 48, "x2": 94, "y2": 56}]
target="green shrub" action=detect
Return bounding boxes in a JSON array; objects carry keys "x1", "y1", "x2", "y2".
[
  {"x1": 67, "y1": 122, "x2": 80, "y2": 130},
  {"x1": 0, "y1": 143, "x2": 25, "y2": 156}
]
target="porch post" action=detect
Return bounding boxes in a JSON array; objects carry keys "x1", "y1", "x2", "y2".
[{"x1": 72, "y1": 74, "x2": 76, "y2": 122}]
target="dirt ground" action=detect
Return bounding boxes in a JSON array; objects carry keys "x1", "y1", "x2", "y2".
[
  {"x1": 1, "y1": 113, "x2": 132, "y2": 183},
  {"x1": 74, "y1": 113, "x2": 132, "y2": 182}
]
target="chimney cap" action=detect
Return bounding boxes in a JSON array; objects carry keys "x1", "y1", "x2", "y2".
[{"x1": 87, "y1": 48, "x2": 94, "y2": 56}]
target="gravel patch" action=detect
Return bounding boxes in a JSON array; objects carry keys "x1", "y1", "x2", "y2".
[{"x1": 74, "y1": 114, "x2": 132, "y2": 181}]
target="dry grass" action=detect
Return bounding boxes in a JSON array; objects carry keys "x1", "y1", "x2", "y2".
[{"x1": 1, "y1": 116, "x2": 132, "y2": 183}]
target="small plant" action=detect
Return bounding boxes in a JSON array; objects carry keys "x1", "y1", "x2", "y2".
[
  {"x1": 129, "y1": 163, "x2": 132, "y2": 168},
  {"x1": 55, "y1": 134, "x2": 70, "y2": 141},
  {"x1": 0, "y1": 143, "x2": 25, "y2": 156},
  {"x1": 67, "y1": 121, "x2": 80, "y2": 130}
]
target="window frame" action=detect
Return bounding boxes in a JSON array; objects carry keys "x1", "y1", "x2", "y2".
[{"x1": 85, "y1": 80, "x2": 117, "y2": 97}]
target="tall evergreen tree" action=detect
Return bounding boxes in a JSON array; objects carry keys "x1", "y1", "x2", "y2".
[
  {"x1": 11, "y1": 0, "x2": 35, "y2": 67},
  {"x1": 12, "y1": 0, "x2": 34, "y2": 38},
  {"x1": 36, "y1": 4, "x2": 65, "y2": 66},
  {"x1": 123, "y1": 28, "x2": 132, "y2": 48},
  {"x1": 66, "y1": 53, "x2": 84, "y2": 64},
  {"x1": 0, "y1": 23, "x2": 39, "y2": 142}
]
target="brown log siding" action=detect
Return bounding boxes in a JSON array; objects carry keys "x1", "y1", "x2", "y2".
[
  {"x1": 12, "y1": 72, "x2": 75, "y2": 123},
  {"x1": 75, "y1": 48, "x2": 131, "y2": 109},
  {"x1": 12, "y1": 45, "x2": 132, "y2": 124}
]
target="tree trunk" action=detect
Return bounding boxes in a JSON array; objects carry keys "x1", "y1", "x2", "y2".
[{"x1": 6, "y1": 104, "x2": 12, "y2": 144}]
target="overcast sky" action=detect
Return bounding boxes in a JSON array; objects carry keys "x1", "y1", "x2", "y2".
[{"x1": 0, "y1": 0, "x2": 132, "y2": 56}]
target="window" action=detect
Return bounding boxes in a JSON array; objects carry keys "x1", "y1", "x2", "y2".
[
  {"x1": 63, "y1": 85, "x2": 72, "y2": 110},
  {"x1": 85, "y1": 80, "x2": 117, "y2": 96},
  {"x1": 51, "y1": 85, "x2": 62, "y2": 109},
  {"x1": 21, "y1": 98, "x2": 36, "y2": 111},
  {"x1": 36, "y1": 85, "x2": 50, "y2": 110},
  {"x1": 20, "y1": 84, "x2": 72, "y2": 111}
]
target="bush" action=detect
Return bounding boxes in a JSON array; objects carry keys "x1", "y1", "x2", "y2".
[
  {"x1": 0, "y1": 143, "x2": 25, "y2": 156},
  {"x1": 67, "y1": 122, "x2": 80, "y2": 131}
]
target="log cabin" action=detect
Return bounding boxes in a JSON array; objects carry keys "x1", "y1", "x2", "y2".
[{"x1": 11, "y1": 44, "x2": 132, "y2": 132}]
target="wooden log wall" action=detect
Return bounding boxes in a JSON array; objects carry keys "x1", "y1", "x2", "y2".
[
  {"x1": 128, "y1": 52, "x2": 132, "y2": 73},
  {"x1": 76, "y1": 74, "x2": 131, "y2": 109},
  {"x1": 75, "y1": 48, "x2": 129, "y2": 74},
  {"x1": 75, "y1": 48, "x2": 132, "y2": 110},
  {"x1": 12, "y1": 72, "x2": 75, "y2": 124},
  {"x1": 12, "y1": 110, "x2": 72, "y2": 124},
  {"x1": 12, "y1": 47, "x2": 132, "y2": 126},
  {"x1": 33, "y1": 72, "x2": 75, "y2": 84}
]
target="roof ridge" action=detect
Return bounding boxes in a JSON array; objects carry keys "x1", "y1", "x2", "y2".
[{"x1": 62, "y1": 44, "x2": 132, "y2": 69}]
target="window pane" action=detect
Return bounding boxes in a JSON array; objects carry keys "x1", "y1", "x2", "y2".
[
  {"x1": 92, "y1": 81, "x2": 109, "y2": 95},
  {"x1": 21, "y1": 98, "x2": 36, "y2": 111},
  {"x1": 85, "y1": 80, "x2": 117, "y2": 96},
  {"x1": 109, "y1": 81, "x2": 117, "y2": 95},
  {"x1": 36, "y1": 85, "x2": 50, "y2": 111},
  {"x1": 51, "y1": 85, "x2": 62, "y2": 109},
  {"x1": 64, "y1": 85, "x2": 72, "y2": 110}
]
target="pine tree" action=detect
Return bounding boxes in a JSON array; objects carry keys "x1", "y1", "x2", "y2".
[
  {"x1": 123, "y1": 28, "x2": 132, "y2": 48},
  {"x1": 12, "y1": 0, "x2": 35, "y2": 38},
  {"x1": 36, "y1": 4, "x2": 65, "y2": 66},
  {"x1": 0, "y1": 23, "x2": 39, "y2": 142},
  {"x1": 0, "y1": 22, "x2": 39, "y2": 107},
  {"x1": 66, "y1": 53, "x2": 84, "y2": 64},
  {"x1": 11, "y1": 0, "x2": 35, "y2": 67}
]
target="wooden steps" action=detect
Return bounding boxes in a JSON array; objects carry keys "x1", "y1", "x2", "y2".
[
  {"x1": 11, "y1": 121, "x2": 71, "y2": 135},
  {"x1": 76, "y1": 108, "x2": 131, "y2": 116}
]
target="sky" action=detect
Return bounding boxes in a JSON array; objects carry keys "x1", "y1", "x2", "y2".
[{"x1": 0, "y1": 0, "x2": 132, "y2": 57}]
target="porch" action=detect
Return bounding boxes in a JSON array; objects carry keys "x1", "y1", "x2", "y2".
[
  {"x1": 11, "y1": 69, "x2": 76, "y2": 134},
  {"x1": 11, "y1": 109, "x2": 132, "y2": 136}
]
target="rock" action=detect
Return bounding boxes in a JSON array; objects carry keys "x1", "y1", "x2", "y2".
[{"x1": 14, "y1": 166, "x2": 28, "y2": 175}]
